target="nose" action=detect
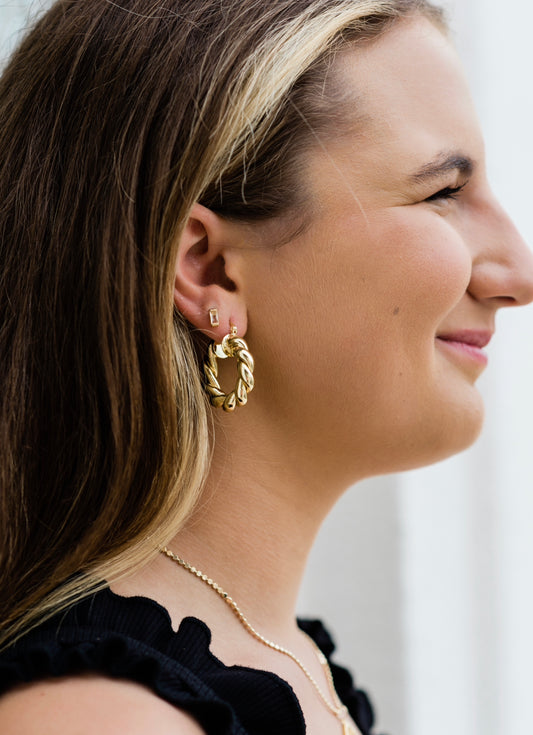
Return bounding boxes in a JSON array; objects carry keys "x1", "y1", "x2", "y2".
[{"x1": 468, "y1": 194, "x2": 533, "y2": 308}]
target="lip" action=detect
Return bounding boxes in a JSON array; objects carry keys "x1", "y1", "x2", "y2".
[{"x1": 435, "y1": 330, "x2": 493, "y2": 368}]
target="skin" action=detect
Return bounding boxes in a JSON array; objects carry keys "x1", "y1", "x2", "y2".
[
  {"x1": 4, "y1": 15, "x2": 533, "y2": 735},
  {"x1": 0, "y1": 675, "x2": 205, "y2": 735}
]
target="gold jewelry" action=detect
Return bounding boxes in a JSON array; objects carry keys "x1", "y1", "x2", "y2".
[
  {"x1": 161, "y1": 548, "x2": 358, "y2": 735},
  {"x1": 208, "y1": 308, "x2": 220, "y2": 328},
  {"x1": 203, "y1": 326, "x2": 254, "y2": 412}
]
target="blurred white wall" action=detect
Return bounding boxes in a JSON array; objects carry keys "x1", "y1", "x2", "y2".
[
  {"x1": 2, "y1": 2, "x2": 533, "y2": 735},
  {"x1": 0, "y1": 2, "x2": 39, "y2": 64}
]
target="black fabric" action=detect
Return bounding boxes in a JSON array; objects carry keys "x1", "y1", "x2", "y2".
[{"x1": 0, "y1": 588, "x2": 382, "y2": 734}]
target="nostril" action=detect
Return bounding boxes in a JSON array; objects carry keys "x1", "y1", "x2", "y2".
[{"x1": 468, "y1": 262, "x2": 533, "y2": 307}]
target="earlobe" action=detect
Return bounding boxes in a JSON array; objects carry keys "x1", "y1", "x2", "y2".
[{"x1": 173, "y1": 203, "x2": 247, "y2": 340}]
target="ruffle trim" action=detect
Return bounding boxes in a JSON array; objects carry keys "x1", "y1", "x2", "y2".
[
  {"x1": 0, "y1": 588, "x2": 379, "y2": 735},
  {"x1": 298, "y1": 619, "x2": 377, "y2": 734}
]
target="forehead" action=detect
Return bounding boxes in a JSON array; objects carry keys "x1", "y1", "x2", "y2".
[{"x1": 328, "y1": 17, "x2": 483, "y2": 181}]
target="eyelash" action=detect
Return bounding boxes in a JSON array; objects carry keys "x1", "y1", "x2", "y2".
[{"x1": 425, "y1": 182, "x2": 468, "y2": 202}]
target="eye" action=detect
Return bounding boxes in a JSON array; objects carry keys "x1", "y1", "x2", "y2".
[{"x1": 425, "y1": 182, "x2": 468, "y2": 202}]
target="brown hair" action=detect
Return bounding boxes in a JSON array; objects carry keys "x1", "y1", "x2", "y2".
[{"x1": 0, "y1": 0, "x2": 445, "y2": 647}]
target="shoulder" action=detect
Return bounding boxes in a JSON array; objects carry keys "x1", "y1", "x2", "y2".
[{"x1": 0, "y1": 674, "x2": 206, "y2": 735}]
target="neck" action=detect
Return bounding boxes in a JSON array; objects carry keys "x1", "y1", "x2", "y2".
[
  {"x1": 113, "y1": 406, "x2": 361, "y2": 643},
  {"x1": 164, "y1": 421, "x2": 346, "y2": 637},
  {"x1": 170, "y1": 479, "x2": 322, "y2": 636}
]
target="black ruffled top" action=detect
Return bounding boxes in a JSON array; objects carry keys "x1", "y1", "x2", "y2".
[{"x1": 0, "y1": 588, "x2": 381, "y2": 734}]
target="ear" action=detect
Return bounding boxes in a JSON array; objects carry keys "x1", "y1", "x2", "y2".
[{"x1": 174, "y1": 203, "x2": 248, "y2": 341}]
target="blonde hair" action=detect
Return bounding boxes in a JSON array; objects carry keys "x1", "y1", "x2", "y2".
[{"x1": 0, "y1": 0, "x2": 445, "y2": 648}]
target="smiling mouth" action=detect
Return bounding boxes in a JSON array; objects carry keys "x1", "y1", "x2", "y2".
[{"x1": 435, "y1": 330, "x2": 492, "y2": 368}]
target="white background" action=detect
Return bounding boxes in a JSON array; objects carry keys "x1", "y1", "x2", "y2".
[{"x1": 2, "y1": 2, "x2": 533, "y2": 734}]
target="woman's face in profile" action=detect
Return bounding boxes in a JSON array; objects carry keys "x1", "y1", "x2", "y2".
[{"x1": 237, "y1": 16, "x2": 533, "y2": 482}]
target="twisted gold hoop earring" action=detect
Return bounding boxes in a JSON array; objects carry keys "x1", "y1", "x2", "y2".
[{"x1": 203, "y1": 326, "x2": 254, "y2": 412}]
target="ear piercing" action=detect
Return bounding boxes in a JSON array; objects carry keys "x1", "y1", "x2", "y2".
[{"x1": 209, "y1": 308, "x2": 220, "y2": 327}]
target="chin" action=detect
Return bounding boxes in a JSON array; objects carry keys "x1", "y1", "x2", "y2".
[
  {"x1": 382, "y1": 392, "x2": 486, "y2": 474},
  {"x1": 417, "y1": 396, "x2": 486, "y2": 469}
]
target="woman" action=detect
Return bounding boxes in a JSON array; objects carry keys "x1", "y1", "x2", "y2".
[{"x1": 1, "y1": 0, "x2": 532, "y2": 733}]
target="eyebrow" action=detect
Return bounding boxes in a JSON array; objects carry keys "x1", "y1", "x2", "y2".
[{"x1": 409, "y1": 153, "x2": 475, "y2": 184}]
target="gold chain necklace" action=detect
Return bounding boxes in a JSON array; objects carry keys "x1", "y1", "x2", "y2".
[{"x1": 161, "y1": 547, "x2": 358, "y2": 735}]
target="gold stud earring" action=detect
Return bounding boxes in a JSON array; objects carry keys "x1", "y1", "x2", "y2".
[
  {"x1": 203, "y1": 326, "x2": 254, "y2": 412},
  {"x1": 209, "y1": 308, "x2": 220, "y2": 328}
]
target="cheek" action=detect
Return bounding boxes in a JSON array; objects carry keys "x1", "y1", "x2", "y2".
[
  {"x1": 365, "y1": 212, "x2": 472, "y2": 329},
  {"x1": 249, "y1": 210, "x2": 473, "y2": 361},
  {"x1": 289, "y1": 210, "x2": 473, "y2": 375},
  {"x1": 241, "y1": 211, "x2": 479, "y2": 474},
  {"x1": 244, "y1": 210, "x2": 473, "y2": 402}
]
